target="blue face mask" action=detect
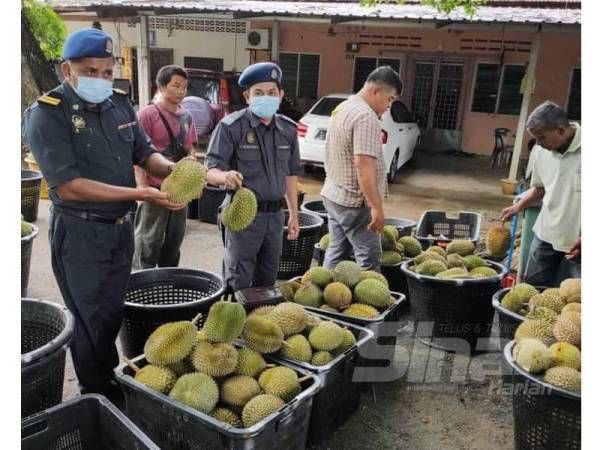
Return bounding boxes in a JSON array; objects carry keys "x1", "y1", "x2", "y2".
[
  {"x1": 249, "y1": 95, "x2": 280, "y2": 119},
  {"x1": 74, "y1": 76, "x2": 113, "y2": 104}
]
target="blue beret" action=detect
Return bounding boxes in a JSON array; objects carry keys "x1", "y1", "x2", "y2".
[
  {"x1": 62, "y1": 28, "x2": 114, "y2": 60},
  {"x1": 238, "y1": 62, "x2": 283, "y2": 89}
]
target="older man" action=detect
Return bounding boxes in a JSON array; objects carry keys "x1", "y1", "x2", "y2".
[
  {"x1": 321, "y1": 66, "x2": 402, "y2": 271},
  {"x1": 500, "y1": 101, "x2": 581, "y2": 286}
]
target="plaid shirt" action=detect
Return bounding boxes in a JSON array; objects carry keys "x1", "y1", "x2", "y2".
[{"x1": 321, "y1": 95, "x2": 387, "y2": 207}]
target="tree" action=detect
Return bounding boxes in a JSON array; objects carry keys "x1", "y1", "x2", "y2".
[
  {"x1": 359, "y1": 0, "x2": 487, "y2": 17},
  {"x1": 22, "y1": 0, "x2": 67, "y2": 60}
]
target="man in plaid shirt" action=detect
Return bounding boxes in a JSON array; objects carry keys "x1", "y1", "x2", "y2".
[{"x1": 321, "y1": 66, "x2": 402, "y2": 271}]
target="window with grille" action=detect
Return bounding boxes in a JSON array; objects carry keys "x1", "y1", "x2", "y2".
[
  {"x1": 567, "y1": 68, "x2": 581, "y2": 121},
  {"x1": 352, "y1": 57, "x2": 401, "y2": 93},
  {"x1": 279, "y1": 53, "x2": 320, "y2": 99},
  {"x1": 472, "y1": 63, "x2": 525, "y2": 115}
]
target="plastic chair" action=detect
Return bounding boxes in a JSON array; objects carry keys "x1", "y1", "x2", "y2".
[{"x1": 489, "y1": 128, "x2": 515, "y2": 168}]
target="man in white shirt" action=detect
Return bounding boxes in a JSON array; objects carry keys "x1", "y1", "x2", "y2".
[{"x1": 500, "y1": 101, "x2": 581, "y2": 286}]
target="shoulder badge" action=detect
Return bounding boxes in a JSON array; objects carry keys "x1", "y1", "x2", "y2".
[
  {"x1": 112, "y1": 88, "x2": 127, "y2": 95},
  {"x1": 38, "y1": 95, "x2": 61, "y2": 107},
  {"x1": 221, "y1": 109, "x2": 246, "y2": 126},
  {"x1": 277, "y1": 114, "x2": 297, "y2": 127}
]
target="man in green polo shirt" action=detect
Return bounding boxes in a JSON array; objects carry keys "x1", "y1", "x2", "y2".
[{"x1": 500, "y1": 101, "x2": 580, "y2": 286}]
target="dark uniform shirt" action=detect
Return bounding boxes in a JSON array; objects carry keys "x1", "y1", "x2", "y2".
[
  {"x1": 205, "y1": 108, "x2": 303, "y2": 202},
  {"x1": 21, "y1": 80, "x2": 157, "y2": 218}
]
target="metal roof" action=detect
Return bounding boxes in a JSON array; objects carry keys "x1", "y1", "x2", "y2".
[{"x1": 49, "y1": 1, "x2": 581, "y2": 25}]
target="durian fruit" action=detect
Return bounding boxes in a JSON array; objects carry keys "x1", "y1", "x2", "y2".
[
  {"x1": 242, "y1": 315, "x2": 285, "y2": 354},
  {"x1": 543, "y1": 366, "x2": 581, "y2": 391},
  {"x1": 446, "y1": 240, "x2": 475, "y2": 256},
  {"x1": 21, "y1": 220, "x2": 33, "y2": 237},
  {"x1": 302, "y1": 267, "x2": 333, "y2": 288},
  {"x1": 311, "y1": 351, "x2": 333, "y2": 366},
  {"x1": 278, "y1": 281, "x2": 303, "y2": 303},
  {"x1": 293, "y1": 283, "x2": 323, "y2": 308},
  {"x1": 305, "y1": 315, "x2": 322, "y2": 331},
  {"x1": 436, "y1": 267, "x2": 470, "y2": 279},
  {"x1": 331, "y1": 328, "x2": 356, "y2": 356},
  {"x1": 319, "y1": 233, "x2": 330, "y2": 249},
  {"x1": 413, "y1": 251, "x2": 446, "y2": 266},
  {"x1": 235, "y1": 348, "x2": 268, "y2": 378},
  {"x1": 415, "y1": 259, "x2": 448, "y2": 276},
  {"x1": 242, "y1": 394, "x2": 285, "y2": 428},
  {"x1": 381, "y1": 251, "x2": 403, "y2": 265},
  {"x1": 549, "y1": 342, "x2": 581, "y2": 370},
  {"x1": 512, "y1": 283, "x2": 539, "y2": 303},
  {"x1": 169, "y1": 372, "x2": 219, "y2": 414},
  {"x1": 382, "y1": 224, "x2": 399, "y2": 241},
  {"x1": 281, "y1": 334, "x2": 312, "y2": 362},
  {"x1": 463, "y1": 255, "x2": 487, "y2": 271},
  {"x1": 512, "y1": 338, "x2": 554, "y2": 374},
  {"x1": 308, "y1": 321, "x2": 344, "y2": 351},
  {"x1": 192, "y1": 342, "x2": 239, "y2": 377},
  {"x1": 530, "y1": 292, "x2": 566, "y2": 314},
  {"x1": 133, "y1": 364, "x2": 177, "y2": 394},
  {"x1": 343, "y1": 303, "x2": 379, "y2": 319},
  {"x1": 270, "y1": 302, "x2": 308, "y2": 336},
  {"x1": 211, "y1": 407, "x2": 242, "y2": 427},
  {"x1": 446, "y1": 253, "x2": 465, "y2": 269},
  {"x1": 221, "y1": 375, "x2": 262, "y2": 407},
  {"x1": 197, "y1": 329, "x2": 209, "y2": 343},
  {"x1": 542, "y1": 288, "x2": 565, "y2": 303},
  {"x1": 359, "y1": 270, "x2": 389, "y2": 287},
  {"x1": 562, "y1": 303, "x2": 581, "y2": 314},
  {"x1": 380, "y1": 227, "x2": 397, "y2": 251},
  {"x1": 514, "y1": 319, "x2": 554, "y2": 344},
  {"x1": 203, "y1": 301, "x2": 247, "y2": 343},
  {"x1": 526, "y1": 306, "x2": 558, "y2": 322},
  {"x1": 501, "y1": 291, "x2": 523, "y2": 313},
  {"x1": 161, "y1": 159, "x2": 207, "y2": 204},
  {"x1": 323, "y1": 282, "x2": 353, "y2": 309},
  {"x1": 258, "y1": 366, "x2": 304, "y2": 401},
  {"x1": 427, "y1": 246, "x2": 446, "y2": 256},
  {"x1": 319, "y1": 304, "x2": 339, "y2": 313},
  {"x1": 221, "y1": 187, "x2": 258, "y2": 232},
  {"x1": 553, "y1": 315, "x2": 581, "y2": 347},
  {"x1": 395, "y1": 242, "x2": 405, "y2": 256},
  {"x1": 485, "y1": 224, "x2": 511, "y2": 256},
  {"x1": 167, "y1": 358, "x2": 195, "y2": 377},
  {"x1": 398, "y1": 236, "x2": 422, "y2": 257},
  {"x1": 333, "y1": 261, "x2": 362, "y2": 288},
  {"x1": 249, "y1": 305, "x2": 277, "y2": 318},
  {"x1": 144, "y1": 320, "x2": 197, "y2": 366},
  {"x1": 469, "y1": 266, "x2": 498, "y2": 278},
  {"x1": 354, "y1": 279, "x2": 391, "y2": 309},
  {"x1": 559, "y1": 278, "x2": 581, "y2": 303}
]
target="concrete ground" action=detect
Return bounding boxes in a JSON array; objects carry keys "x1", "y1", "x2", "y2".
[{"x1": 24, "y1": 150, "x2": 516, "y2": 450}]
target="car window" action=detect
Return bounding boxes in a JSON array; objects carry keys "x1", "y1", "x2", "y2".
[
  {"x1": 390, "y1": 100, "x2": 413, "y2": 123},
  {"x1": 187, "y1": 78, "x2": 220, "y2": 104},
  {"x1": 311, "y1": 97, "x2": 347, "y2": 116}
]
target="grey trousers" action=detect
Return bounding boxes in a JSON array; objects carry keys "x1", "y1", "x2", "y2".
[
  {"x1": 523, "y1": 234, "x2": 581, "y2": 287},
  {"x1": 322, "y1": 197, "x2": 382, "y2": 271},
  {"x1": 221, "y1": 211, "x2": 284, "y2": 291},
  {"x1": 132, "y1": 200, "x2": 187, "y2": 270}
]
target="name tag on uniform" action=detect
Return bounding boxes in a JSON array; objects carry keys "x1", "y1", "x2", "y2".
[
  {"x1": 117, "y1": 121, "x2": 136, "y2": 130},
  {"x1": 277, "y1": 145, "x2": 290, "y2": 149},
  {"x1": 240, "y1": 144, "x2": 260, "y2": 149}
]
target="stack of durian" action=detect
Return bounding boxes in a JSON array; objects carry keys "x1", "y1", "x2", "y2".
[
  {"x1": 509, "y1": 278, "x2": 581, "y2": 392},
  {"x1": 21, "y1": 215, "x2": 33, "y2": 237}
]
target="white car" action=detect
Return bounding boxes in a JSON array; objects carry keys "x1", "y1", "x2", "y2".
[{"x1": 297, "y1": 94, "x2": 421, "y2": 182}]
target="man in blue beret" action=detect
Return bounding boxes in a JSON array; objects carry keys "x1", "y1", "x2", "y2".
[
  {"x1": 22, "y1": 28, "x2": 186, "y2": 404},
  {"x1": 205, "y1": 62, "x2": 303, "y2": 292}
]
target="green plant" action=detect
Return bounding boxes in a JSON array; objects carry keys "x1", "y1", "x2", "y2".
[
  {"x1": 22, "y1": 0, "x2": 67, "y2": 60},
  {"x1": 359, "y1": 0, "x2": 487, "y2": 17}
]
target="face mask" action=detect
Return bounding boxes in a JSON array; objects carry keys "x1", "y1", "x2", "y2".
[
  {"x1": 249, "y1": 95, "x2": 280, "y2": 119},
  {"x1": 73, "y1": 75, "x2": 113, "y2": 104}
]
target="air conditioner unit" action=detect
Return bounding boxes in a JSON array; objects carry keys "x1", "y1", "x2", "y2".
[{"x1": 246, "y1": 29, "x2": 270, "y2": 50}]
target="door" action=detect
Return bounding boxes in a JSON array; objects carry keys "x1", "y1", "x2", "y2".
[{"x1": 150, "y1": 49, "x2": 174, "y2": 98}]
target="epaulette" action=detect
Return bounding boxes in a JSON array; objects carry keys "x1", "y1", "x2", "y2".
[
  {"x1": 221, "y1": 109, "x2": 246, "y2": 126},
  {"x1": 38, "y1": 94, "x2": 62, "y2": 106},
  {"x1": 112, "y1": 88, "x2": 128, "y2": 95}
]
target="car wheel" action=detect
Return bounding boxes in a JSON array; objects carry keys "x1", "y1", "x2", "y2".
[{"x1": 387, "y1": 150, "x2": 399, "y2": 183}]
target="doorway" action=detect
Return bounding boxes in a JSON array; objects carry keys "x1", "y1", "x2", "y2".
[{"x1": 150, "y1": 49, "x2": 174, "y2": 99}]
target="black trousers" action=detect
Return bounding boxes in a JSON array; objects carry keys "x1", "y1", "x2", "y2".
[{"x1": 49, "y1": 211, "x2": 134, "y2": 395}]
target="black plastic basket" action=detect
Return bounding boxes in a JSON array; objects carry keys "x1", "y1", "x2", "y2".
[
  {"x1": 22, "y1": 298, "x2": 75, "y2": 418},
  {"x1": 119, "y1": 268, "x2": 225, "y2": 359},
  {"x1": 21, "y1": 223, "x2": 39, "y2": 297},
  {"x1": 198, "y1": 185, "x2": 227, "y2": 224},
  {"x1": 277, "y1": 210, "x2": 324, "y2": 279},
  {"x1": 402, "y1": 260, "x2": 507, "y2": 353},
  {"x1": 503, "y1": 341, "x2": 581, "y2": 450},
  {"x1": 301, "y1": 200, "x2": 329, "y2": 237},
  {"x1": 115, "y1": 351, "x2": 321, "y2": 450},
  {"x1": 384, "y1": 217, "x2": 417, "y2": 238},
  {"x1": 22, "y1": 169, "x2": 43, "y2": 222},
  {"x1": 415, "y1": 210, "x2": 482, "y2": 249},
  {"x1": 21, "y1": 394, "x2": 160, "y2": 450},
  {"x1": 380, "y1": 258, "x2": 413, "y2": 297},
  {"x1": 280, "y1": 190, "x2": 306, "y2": 210},
  {"x1": 492, "y1": 286, "x2": 548, "y2": 343}
]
